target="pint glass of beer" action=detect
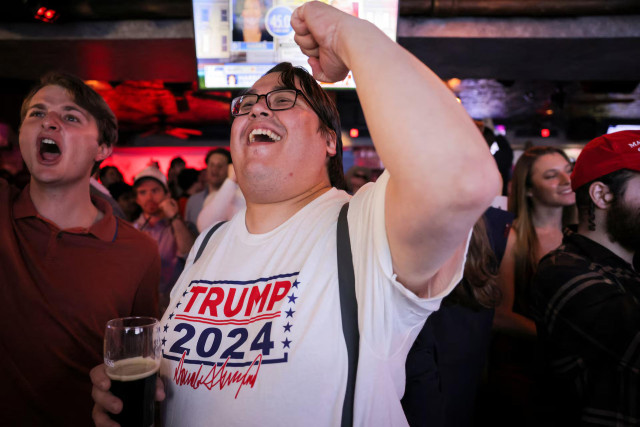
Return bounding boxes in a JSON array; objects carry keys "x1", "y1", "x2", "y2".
[{"x1": 104, "y1": 317, "x2": 160, "y2": 427}]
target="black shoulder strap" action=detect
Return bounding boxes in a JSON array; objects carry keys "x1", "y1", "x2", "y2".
[
  {"x1": 191, "y1": 208, "x2": 358, "y2": 426},
  {"x1": 193, "y1": 221, "x2": 227, "y2": 264},
  {"x1": 337, "y1": 202, "x2": 358, "y2": 427}
]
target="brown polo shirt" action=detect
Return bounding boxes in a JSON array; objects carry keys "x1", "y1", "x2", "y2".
[{"x1": 0, "y1": 179, "x2": 161, "y2": 426}]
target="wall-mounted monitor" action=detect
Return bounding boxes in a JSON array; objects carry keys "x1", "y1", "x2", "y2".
[
  {"x1": 192, "y1": 0, "x2": 399, "y2": 90},
  {"x1": 607, "y1": 124, "x2": 640, "y2": 133}
]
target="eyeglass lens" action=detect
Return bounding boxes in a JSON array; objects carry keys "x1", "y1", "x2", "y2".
[{"x1": 232, "y1": 90, "x2": 297, "y2": 116}]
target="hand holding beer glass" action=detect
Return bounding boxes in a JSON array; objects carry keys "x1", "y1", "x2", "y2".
[{"x1": 104, "y1": 317, "x2": 160, "y2": 427}]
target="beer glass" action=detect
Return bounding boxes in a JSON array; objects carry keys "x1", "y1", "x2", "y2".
[{"x1": 104, "y1": 317, "x2": 160, "y2": 427}]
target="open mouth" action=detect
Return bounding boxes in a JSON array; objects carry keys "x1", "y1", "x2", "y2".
[
  {"x1": 39, "y1": 137, "x2": 61, "y2": 161},
  {"x1": 249, "y1": 128, "x2": 282, "y2": 144}
]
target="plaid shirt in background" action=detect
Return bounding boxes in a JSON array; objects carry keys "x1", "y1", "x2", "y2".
[{"x1": 531, "y1": 230, "x2": 640, "y2": 427}]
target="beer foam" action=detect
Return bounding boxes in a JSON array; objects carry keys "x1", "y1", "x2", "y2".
[{"x1": 106, "y1": 357, "x2": 160, "y2": 382}]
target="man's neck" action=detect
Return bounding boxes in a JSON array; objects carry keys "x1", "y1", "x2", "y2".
[
  {"x1": 141, "y1": 212, "x2": 165, "y2": 227},
  {"x1": 29, "y1": 178, "x2": 101, "y2": 230},
  {"x1": 578, "y1": 224, "x2": 635, "y2": 266},
  {"x1": 207, "y1": 182, "x2": 222, "y2": 193},
  {"x1": 244, "y1": 184, "x2": 332, "y2": 234}
]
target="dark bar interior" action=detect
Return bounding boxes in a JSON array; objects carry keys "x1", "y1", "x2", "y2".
[{"x1": 1, "y1": 1, "x2": 639, "y2": 426}]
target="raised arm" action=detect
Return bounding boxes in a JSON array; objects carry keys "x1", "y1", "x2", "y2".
[
  {"x1": 291, "y1": 2, "x2": 501, "y2": 296},
  {"x1": 159, "y1": 197, "x2": 196, "y2": 257}
]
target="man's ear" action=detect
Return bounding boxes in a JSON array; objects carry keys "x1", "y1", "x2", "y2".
[
  {"x1": 325, "y1": 130, "x2": 337, "y2": 157},
  {"x1": 589, "y1": 181, "x2": 613, "y2": 209},
  {"x1": 95, "y1": 143, "x2": 113, "y2": 162}
]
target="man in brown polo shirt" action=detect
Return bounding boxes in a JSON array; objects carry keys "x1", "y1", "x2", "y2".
[{"x1": 0, "y1": 72, "x2": 160, "y2": 426}]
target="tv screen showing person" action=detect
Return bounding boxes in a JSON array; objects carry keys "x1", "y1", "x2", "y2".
[{"x1": 232, "y1": 0, "x2": 273, "y2": 43}]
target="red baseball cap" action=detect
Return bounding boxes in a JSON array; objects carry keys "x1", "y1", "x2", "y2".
[{"x1": 571, "y1": 130, "x2": 640, "y2": 191}]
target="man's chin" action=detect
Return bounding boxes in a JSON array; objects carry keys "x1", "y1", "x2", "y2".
[
  {"x1": 143, "y1": 206, "x2": 160, "y2": 216},
  {"x1": 606, "y1": 201, "x2": 640, "y2": 254},
  {"x1": 606, "y1": 232, "x2": 640, "y2": 254},
  {"x1": 612, "y1": 235, "x2": 640, "y2": 254}
]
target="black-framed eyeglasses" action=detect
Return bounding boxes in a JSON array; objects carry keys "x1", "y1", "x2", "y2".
[{"x1": 231, "y1": 89, "x2": 313, "y2": 117}]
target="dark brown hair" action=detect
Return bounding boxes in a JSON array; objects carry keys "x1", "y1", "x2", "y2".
[
  {"x1": 262, "y1": 63, "x2": 346, "y2": 190},
  {"x1": 21, "y1": 71, "x2": 118, "y2": 175},
  {"x1": 575, "y1": 168, "x2": 635, "y2": 231},
  {"x1": 508, "y1": 146, "x2": 576, "y2": 311},
  {"x1": 448, "y1": 216, "x2": 502, "y2": 309},
  {"x1": 205, "y1": 147, "x2": 232, "y2": 165},
  {"x1": 21, "y1": 71, "x2": 117, "y2": 147}
]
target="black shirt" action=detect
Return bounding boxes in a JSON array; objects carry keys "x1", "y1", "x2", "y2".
[{"x1": 531, "y1": 231, "x2": 640, "y2": 426}]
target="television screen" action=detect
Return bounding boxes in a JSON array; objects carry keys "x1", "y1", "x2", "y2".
[
  {"x1": 607, "y1": 124, "x2": 640, "y2": 133},
  {"x1": 192, "y1": 0, "x2": 399, "y2": 89}
]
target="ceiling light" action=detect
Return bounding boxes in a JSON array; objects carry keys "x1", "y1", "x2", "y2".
[
  {"x1": 23, "y1": 1, "x2": 60, "y2": 23},
  {"x1": 447, "y1": 78, "x2": 461, "y2": 90}
]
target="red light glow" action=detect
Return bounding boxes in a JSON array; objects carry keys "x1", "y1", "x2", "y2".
[
  {"x1": 34, "y1": 7, "x2": 59, "y2": 23},
  {"x1": 100, "y1": 146, "x2": 226, "y2": 185},
  {"x1": 541, "y1": 128, "x2": 550, "y2": 138},
  {"x1": 349, "y1": 128, "x2": 359, "y2": 138}
]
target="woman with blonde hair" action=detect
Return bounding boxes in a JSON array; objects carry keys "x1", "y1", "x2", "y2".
[
  {"x1": 494, "y1": 146, "x2": 576, "y2": 334},
  {"x1": 488, "y1": 146, "x2": 576, "y2": 424}
]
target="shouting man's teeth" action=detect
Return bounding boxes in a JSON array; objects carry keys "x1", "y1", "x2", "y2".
[
  {"x1": 249, "y1": 129, "x2": 282, "y2": 143},
  {"x1": 40, "y1": 138, "x2": 61, "y2": 159}
]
